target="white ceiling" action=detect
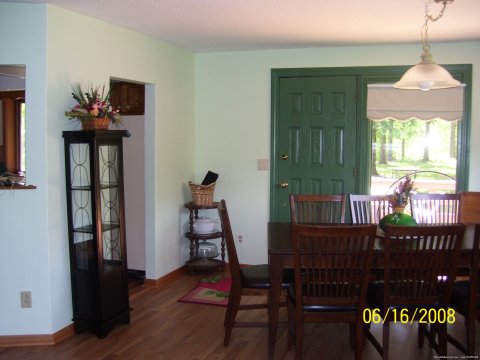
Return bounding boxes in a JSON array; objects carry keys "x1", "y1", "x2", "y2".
[{"x1": 6, "y1": 0, "x2": 480, "y2": 52}]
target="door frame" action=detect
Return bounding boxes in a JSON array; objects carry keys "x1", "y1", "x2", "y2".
[{"x1": 270, "y1": 65, "x2": 472, "y2": 221}]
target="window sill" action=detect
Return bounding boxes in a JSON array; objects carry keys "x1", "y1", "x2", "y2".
[{"x1": 0, "y1": 184, "x2": 37, "y2": 190}]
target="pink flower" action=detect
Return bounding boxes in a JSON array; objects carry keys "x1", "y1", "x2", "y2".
[
  {"x1": 65, "y1": 83, "x2": 122, "y2": 125},
  {"x1": 388, "y1": 176, "x2": 415, "y2": 209},
  {"x1": 90, "y1": 104, "x2": 99, "y2": 116}
]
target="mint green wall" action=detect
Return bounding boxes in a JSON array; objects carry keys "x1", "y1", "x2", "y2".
[
  {"x1": 1, "y1": 1, "x2": 478, "y2": 338},
  {"x1": 195, "y1": 42, "x2": 480, "y2": 265},
  {"x1": 1, "y1": 3, "x2": 195, "y2": 336},
  {"x1": 46, "y1": 6, "x2": 196, "y2": 286},
  {"x1": 0, "y1": 2, "x2": 50, "y2": 336}
]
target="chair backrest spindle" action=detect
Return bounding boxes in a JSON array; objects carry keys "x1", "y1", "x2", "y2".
[
  {"x1": 290, "y1": 194, "x2": 346, "y2": 224},
  {"x1": 383, "y1": 224, "x2": 465, "y2": 308},
  {"x1": 349, "y1": 194, "x2": 391, "y2": 224},
  {"x1": 410, "y1": 193, "x2": 460, "y2": 224},
  {"x1": 292, "y1": 224, "x2": 376, "y2": 307}
]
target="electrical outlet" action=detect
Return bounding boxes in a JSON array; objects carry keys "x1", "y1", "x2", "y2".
[
  {"x1": 20, "y1": 291, "x2": 32, "y2": 308},
  {"x1": 238, "y1": 234, "x2": 243, "y2": 242}
]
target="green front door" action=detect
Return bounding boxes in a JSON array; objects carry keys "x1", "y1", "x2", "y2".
[{"x1": 271, "y1": 75, "x2": 358, "y2": 221}]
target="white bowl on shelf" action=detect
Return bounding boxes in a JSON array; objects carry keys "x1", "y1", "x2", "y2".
[{"x1": 193, "y1": 217, "x2": 218, "y2": 234}]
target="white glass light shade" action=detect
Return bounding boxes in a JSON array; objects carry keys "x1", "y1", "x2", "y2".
[{"x1": 394, "y1": 62, "x2": 460, "y2": 91}]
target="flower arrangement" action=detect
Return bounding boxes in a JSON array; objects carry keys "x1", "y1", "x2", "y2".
[
  {"x1": 387, "y1": 176, "x2": 415, "y2": 211},
  {"x1": 65, "y1": 83, "x2": 121, "y2": 127}
]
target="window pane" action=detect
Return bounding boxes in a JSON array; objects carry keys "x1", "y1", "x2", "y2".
[
  {"x1": 371, "y1": 119, "x2": 457, "y2": 195},
  {"x1": 20, "y1": 102, "x2": 25, "y2": 172}
]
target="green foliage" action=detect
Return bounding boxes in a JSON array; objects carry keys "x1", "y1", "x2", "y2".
[{"x1": 373, "y1": 118, "x2": 457, "y2": 180}]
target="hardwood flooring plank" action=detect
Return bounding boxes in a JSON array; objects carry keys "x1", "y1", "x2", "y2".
[{"x1": 0, "y1": 271, "x2": 478, "y2": 359}]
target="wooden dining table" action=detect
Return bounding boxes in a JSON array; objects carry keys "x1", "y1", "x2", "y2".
[{"x1": 266, "y1": 221, "x2": 474, "y2": 360}]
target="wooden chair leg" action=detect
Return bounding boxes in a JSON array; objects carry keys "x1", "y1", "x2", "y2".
[
  {"x1": 354, "y1": 319, "x2": 364, "y2": 360},
  {"x1": 294, "y1": 310, "x2": 304, "y2": 360},
  {"x1": 363, "y1": 322, "x2": 370, "y2": 349},
  {"x1": 382, "y1": 322, "x2": 390, "y2": 360},
  {"x1": 418, "y1": 323, "x2": 425, "y2": 348},
  {"x1": 466, "y1": 314, "x2": 475, "y2": 355},
  {"x1": 349, "y1": 322, "x2": 355, "y2": 350},
  {"x1": 437, "y1": 323, "x2": 447, "y2": 355},
  {"x1": 287, "y1": 297, "x2": 294, "y2": 351},
  {"x1": 428, "y1": 323, "x2": 437, "y2": 349},
  {"x1": 224, "y1": 292, "x2": 241, "y2": 346},
  {"x1": 223, "y1": 292, "x2": 235, "y2": 328}
]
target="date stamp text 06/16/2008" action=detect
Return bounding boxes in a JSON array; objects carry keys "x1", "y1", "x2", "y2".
[{"x1": 363, "y1": 308, "x2": 455, "y2": 324}]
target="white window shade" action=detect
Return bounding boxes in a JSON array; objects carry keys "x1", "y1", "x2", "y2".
[{"x1": 367, "y1": 83, "x2": 465, "y2": 122}]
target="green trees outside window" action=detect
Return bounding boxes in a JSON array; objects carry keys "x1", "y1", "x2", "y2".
[{"x1": 372, "y1": 119, "x2": 457, "y2": 194}]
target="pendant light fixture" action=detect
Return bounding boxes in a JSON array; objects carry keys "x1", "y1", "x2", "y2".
[{"x1": 394, "y1": 0, "x2": 460, "y2": 91}]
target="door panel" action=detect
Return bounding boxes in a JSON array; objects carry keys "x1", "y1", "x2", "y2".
[{"x1": 271, "y1": 76, "x2": 357, "y2": 221}]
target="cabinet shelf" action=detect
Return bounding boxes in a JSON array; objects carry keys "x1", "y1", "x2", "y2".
[
  {"x1": 186, "y1": 258, "x2": 222, "y2": 270},
  {"x1": 70, "y1": 183, "x2": 118, "y2": 191},
  {"x1": 73, "y1": 223, "x2": 121, "y2": 234},
  {"x1": 70, "y1": 185, "x2": 92, "y2": 191},
  {"x1": 184, "y1": 201, "x2": 219, "y2": 210},
  {"x1": 100, "y1": 183, "x2": 119, "y2": 189},
  {"x1": 185, "y1": 231, "x2": 222, "y2": 240}
]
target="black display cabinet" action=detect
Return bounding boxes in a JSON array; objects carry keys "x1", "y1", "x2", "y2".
[{"x1": 63, "y1": 130, "x2": 131, "y2": 338}]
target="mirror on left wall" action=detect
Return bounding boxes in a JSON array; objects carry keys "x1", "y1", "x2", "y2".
[{"x1": 0, "y1": 65, "x2": 28, "y2": 186}]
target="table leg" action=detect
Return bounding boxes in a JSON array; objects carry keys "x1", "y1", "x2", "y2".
[{"x1": 268, "y1": 254, "x2": 282, "y2": 360}]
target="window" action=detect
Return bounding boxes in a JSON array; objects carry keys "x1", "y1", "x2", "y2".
[
  {"x1": 18, "y1": 98, "x2": 26, "y2": 172},
  {"x1": 371, "y1": 118, "x2": 458, "y2": 195},
  {"x1": 360, "y1": 64, "x2": 471, "y2": 195},
  {"x1": 0, "y1": 90, "x2": 25, "y2": 174}
]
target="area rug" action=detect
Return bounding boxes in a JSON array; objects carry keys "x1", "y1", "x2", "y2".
[{"x1": 178, "y1": 276, "x2": 231, "y2": 307}]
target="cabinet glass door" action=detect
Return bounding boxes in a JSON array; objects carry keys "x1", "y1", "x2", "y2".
[
  {"x1": 98, "y1": 145, "x2": 123, "y2": 267},
  {"x1": 69, "y1": 142, "x2": 95, "y2": 271}
]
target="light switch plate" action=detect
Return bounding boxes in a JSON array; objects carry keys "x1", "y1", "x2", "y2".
[{"x1": 257, "y1": 159, "x2": 269, "y2": 171}]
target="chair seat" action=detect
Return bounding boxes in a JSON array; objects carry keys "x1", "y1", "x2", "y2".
[
  {"x1": 367, "y1": 281, "x2": 441, "y2": 310},
  {"x1": 240, "y1": 264, "x2": 294, "y2": 289},
  {"x1": 287, "y1": 286, "x2": 357, "y2": 312},
  {"x1": 451, "y1": 280, "x2": 480, "y2": 316}
]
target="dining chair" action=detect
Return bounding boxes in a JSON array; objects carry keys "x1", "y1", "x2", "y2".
[
  {"x1": 217, "y1": 199, "x2": 293, "y2": 346},
  {"x1": 410, "y1": 193, "x2": 460, "y2": 224},
  {"x1": 287, "y1": 223, "x2": 377, "y2": 360},
  {"x1": 446, "y1": 191, "x2": 480, "y2": 355},
  {"x1": 349, "y1": 194, "x2": 391, "y2": 224},
  {"x1": 289, "y1": 194, "x2": 346, "y2": 224},
  {"x1": 365, "y1": 224, "x2": 465, "y2": 360}
]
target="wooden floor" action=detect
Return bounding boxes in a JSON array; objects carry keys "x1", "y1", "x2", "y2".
[{"x1": 1, "y1": 271, "x2": 478, "y2": 359}]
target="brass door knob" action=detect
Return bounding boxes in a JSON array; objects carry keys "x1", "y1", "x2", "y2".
[
  {"x1": 279, "y1": 182, "x2": 289, "y2": 188},
  {"x1": 281, "y1": 153, "x2": 288, "y2": 160}
]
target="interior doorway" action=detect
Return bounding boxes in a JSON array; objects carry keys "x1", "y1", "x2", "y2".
[{"x1": 110, "y1": 78, "x2": 146, "y2": 277}]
